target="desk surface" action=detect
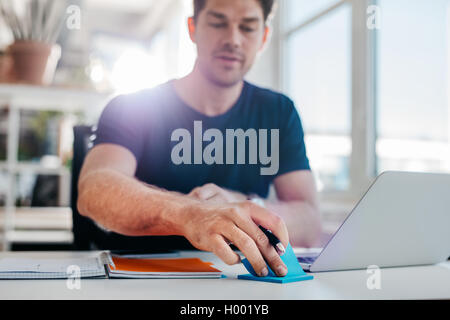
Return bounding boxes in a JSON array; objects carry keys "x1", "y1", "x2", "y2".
[{"x1": 0, "y1": 250, "x2": 449, "y2": 300}]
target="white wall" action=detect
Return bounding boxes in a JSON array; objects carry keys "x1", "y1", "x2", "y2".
[
  {"x1": 245, "y1": 11, "x2": 281, "y2": 92},
  {"x1": 0, "y1": 20, "x2": 13, "y2": 50}
]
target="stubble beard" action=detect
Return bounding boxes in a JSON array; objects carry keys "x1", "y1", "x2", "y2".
[{"x1": 198, "y1": 57, "x2": 247, "y2": 88}]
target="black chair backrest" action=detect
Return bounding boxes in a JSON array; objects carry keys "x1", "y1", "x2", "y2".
[
  {"x1": 71, "y1": 125, "x2": 195, "y2": 251},
  {"x1": 71, "y1": 125, "x2": 100, "y2": 250}
]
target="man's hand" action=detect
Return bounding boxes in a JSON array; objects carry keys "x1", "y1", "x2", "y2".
[
  {"x1": 188, "y1": 183, "x2": 247, "y2": 204},
  {"x1": 181, "y1": 200, "x2": 289, "y2": 277}
]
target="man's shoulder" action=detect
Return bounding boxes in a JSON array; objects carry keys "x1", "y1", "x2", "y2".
[
  {"x1": 245, "y1": 81, "x2": 296, "y2": 114},
  {"x1": 104, "y1": 83, "x2": 170, "y2": 117},
  {"x1": 110, "y1": 82, "x2": 173, "y2": 109}
]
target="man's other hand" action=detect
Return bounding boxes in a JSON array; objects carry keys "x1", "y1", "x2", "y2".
[
  {"x1": 188, "y1": 183, "x2": 247, "y2": 204},
  {"x1": 182, "y1": 200, "x2": 289, "y2": 277}
]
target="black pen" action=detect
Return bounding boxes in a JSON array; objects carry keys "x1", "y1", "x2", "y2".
[{"x1": 259, "y1": 226, "x2": 286, "y2": 255}]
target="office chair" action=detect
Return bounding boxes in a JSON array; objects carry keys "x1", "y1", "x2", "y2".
[
  {"x1": 71, "y1": 125, "x2": 101, "y2": 250},
  {"x1": 71, "y1": 125, "x2": 195, "y2": 251},
  {"x1": 31, "y1": 175, "x2": 59, "y2": 207}
]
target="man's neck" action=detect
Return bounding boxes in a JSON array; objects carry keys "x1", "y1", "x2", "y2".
[{"x1": 173, "y1": 67, "x2": 244, "y2": 117}]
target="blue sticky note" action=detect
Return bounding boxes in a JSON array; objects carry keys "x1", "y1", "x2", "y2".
[{"x1": 238, "y1": 244, "x2": 313, "y2": 284}]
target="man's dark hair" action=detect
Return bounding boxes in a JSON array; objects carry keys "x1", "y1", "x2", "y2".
[{"x1": 193, "y1": 0, "x2": 275, "y2": 23}]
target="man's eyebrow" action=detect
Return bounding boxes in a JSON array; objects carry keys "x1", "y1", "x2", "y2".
[
  {"x1": 206, "y1": 10, "x2": 227, "y2": 20},
  {"x1": 241, "y1": 16, "x2": 261, "y2": 24},
  {"x1": 206, "y1": 11, "x2": 261, "y2": 23}
]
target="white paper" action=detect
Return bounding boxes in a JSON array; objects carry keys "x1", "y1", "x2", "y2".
[{"x1": 0, "y1": 257, "x2": 103, "y2": 273}]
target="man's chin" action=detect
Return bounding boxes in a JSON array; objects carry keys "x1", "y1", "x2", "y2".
[
  {"x1": 206, "y1": 73, "x2": 244, "y2": 88},
  {"x1": 197, "y1": 60, "x2": 247, "y2": 88}
]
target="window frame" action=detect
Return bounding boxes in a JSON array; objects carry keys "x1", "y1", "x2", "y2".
[{"x1": 279, "y1": 0, "x2": 378, "y2": 201}]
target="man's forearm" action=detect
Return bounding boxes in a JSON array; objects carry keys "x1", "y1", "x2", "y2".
[
  {"x1": 265, "y1": 200, "x2": 322, "y2": 248},
  {"x1": 77, "y1": 168, "x2": 199, "y2": 237}
]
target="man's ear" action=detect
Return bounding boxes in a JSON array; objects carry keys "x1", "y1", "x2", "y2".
[
  {"x1": 259, "y1": 26, "x2": 270, "y2": 51},
  {"x1": 188, "y1": 17, "x2": 196, "y2": 43}
]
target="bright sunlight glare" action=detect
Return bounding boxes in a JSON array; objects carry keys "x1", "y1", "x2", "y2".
[{"x1": 111, "y1": 48, "x2": 168, "y2": 94}]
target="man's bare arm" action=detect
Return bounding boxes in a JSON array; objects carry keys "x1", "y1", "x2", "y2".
[
  {"x1": 268, "y1": 170, "x2": 322, "y2": 248},
  {"x1": 77, "y1": 144, "x2": 197, "y2": 236},
  {"x1": 77, "y1": 144, "x2": 290, "y2": 277}
]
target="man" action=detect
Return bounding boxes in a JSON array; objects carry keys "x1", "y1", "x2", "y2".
[{"x1": 78, "y1": 0, "x2": 322, "y2": 278}]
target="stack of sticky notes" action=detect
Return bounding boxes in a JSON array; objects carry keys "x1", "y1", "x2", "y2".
[
  {"x1": 238, "y1": 244, "x2": 314, "y2": 284},
  {"x1": 107, "y1": 257, "x2": 223, "y2": 279}
]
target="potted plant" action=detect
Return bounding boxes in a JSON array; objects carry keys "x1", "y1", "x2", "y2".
[
  {"x1": 0, "y1": 0, "x2": 66, "y2": 85},
  {"x1": 0, "y1": 50, "x2": 14, "y2": 82}
]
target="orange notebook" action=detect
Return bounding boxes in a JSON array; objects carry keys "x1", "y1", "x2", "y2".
[{"x1": 106, "y1": 257, "x2": 223, "y2": 279}]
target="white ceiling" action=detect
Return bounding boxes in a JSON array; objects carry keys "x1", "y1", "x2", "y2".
[
  {"x1": 82, "y1": 0, "x2": 184, "y2": 40},
  {"x1": 85, "y1": 0, "x2": 157, "y2": 13}
]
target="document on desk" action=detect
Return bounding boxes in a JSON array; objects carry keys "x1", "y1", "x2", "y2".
[
  {"x1": 106, "y1": 257, "x2": 223, "y2": 279},
  {"x1": 0, "y1": 256, "x2": 106, "y2": 279},
  {"x1": 0, "y1": 252, "x2": 223, "y2": 280}
]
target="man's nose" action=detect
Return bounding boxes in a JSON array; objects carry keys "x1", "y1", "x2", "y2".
[{"x1": 223, "y1": 25, "x2": 243, "y2": 49}]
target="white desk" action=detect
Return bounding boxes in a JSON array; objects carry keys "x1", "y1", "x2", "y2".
[{"x1": 0, "y1": 250, "x2": 449, "y2": 300}]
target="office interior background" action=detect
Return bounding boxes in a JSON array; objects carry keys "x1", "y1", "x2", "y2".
[{"x1": 0, "y1": 0, "x2": 448, "y2": 251}]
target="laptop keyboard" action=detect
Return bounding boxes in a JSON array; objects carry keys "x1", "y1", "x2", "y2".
[{"x1": 297, "y1": 256, "x2": 318, "y2": 264}]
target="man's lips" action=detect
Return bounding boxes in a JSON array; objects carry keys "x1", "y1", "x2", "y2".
[{"x1": 214, "y1": 55, "x2": 243, "y2": 63}]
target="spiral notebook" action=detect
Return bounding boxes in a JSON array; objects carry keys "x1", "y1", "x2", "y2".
[
  {"x1": 0, "y1": 252, "x2": 110, "y2": 279},
  {"x1": 0, "y1": 252, "x2": 222, "y2": 280}
]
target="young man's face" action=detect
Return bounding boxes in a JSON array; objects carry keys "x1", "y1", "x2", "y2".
[{"x1": 190, "y1": 0, "x2": 269, "y2": 87}]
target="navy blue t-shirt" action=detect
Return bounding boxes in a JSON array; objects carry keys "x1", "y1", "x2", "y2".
[{"x1": 93, "y1": 81, "x2": 310, "y2": 199}]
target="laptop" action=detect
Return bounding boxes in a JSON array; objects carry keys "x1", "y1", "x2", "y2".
[{"x1": 297, "y1": 171, "x2": 450, "y2": 272}]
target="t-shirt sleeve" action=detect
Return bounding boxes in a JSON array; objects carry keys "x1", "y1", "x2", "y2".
[
  {"x1": 92, "y1": 95, "x2": 145, "y2": 162},
  {"x1": 276, "y1": 98, "x2": 311, "y2": 177}
]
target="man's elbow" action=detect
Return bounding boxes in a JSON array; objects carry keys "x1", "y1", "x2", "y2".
[
  {"x1": 77, "y1": 190, "x2": 90, "y2": 218},
  {"x1": 304, "y1": 206, "x2": 323, "y2": 248},
  {"x1": 76, "y1": 175, "x2": 94, "y2": 218},
  {"x1": 310, "y1": 217, "x2": 323, "y2": 248}
]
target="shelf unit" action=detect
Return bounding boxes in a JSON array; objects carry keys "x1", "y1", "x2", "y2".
[{"x1": 0, "y1": 84, "x2": 111, "y2": 251}]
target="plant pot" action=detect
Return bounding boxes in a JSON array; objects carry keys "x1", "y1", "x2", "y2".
[
  {"x1": 0, "y1": 52, "x2": 14, "y2": 83},
  {"x1": 7, "y1": 41, "x2": 61, "y2": 86}
]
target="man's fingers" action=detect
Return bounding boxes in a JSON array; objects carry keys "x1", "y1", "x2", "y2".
[
  {"x1": 253, "y1": 227, "x2": 288, "y2": 277},
  {"x1": 230, "y1": 212, "x2": 288, "y2": 277},
  {"x1": 205, "y1": 193, "x2": 228, "y2": 204},
  {"x1": 190, "y1": 184, "x2": 222, "y2": 201},
  {"x1": 242, "y1": 201, "x2": 290, "y2": 248},
  {"x1": 210, "y1": 235, "x2": 241, "y2": 265},
  {"x1": 222, "y1": 226, "x2": 268, "y2": 277}
]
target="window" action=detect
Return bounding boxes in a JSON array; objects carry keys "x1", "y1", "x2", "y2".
[
  {"x1": 283, "y1": 0, "x2": 450, "y2": 198},
  {"x1": 376, "y1": 0, "x2": 450, "y2": 174},
  {"x1": 87, "y1": 1, "x2": 196, "y2": 95},
  {"x1": 286, "y1": 0, "x2": 344, "y2": 30},
  {"x1": 284, "y1": 1, "x2": 352, "y2": 192}
]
